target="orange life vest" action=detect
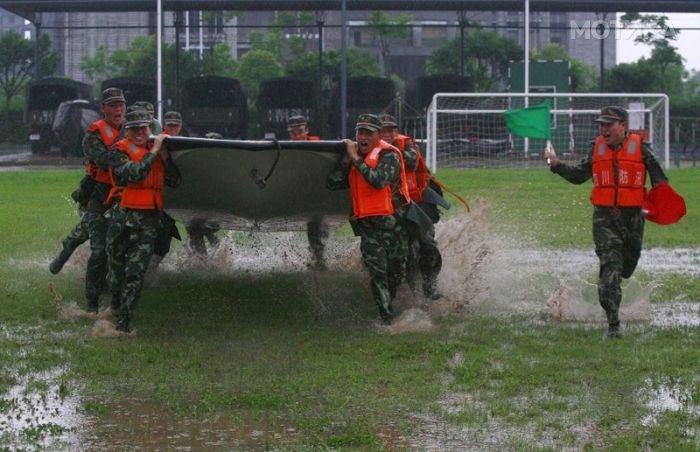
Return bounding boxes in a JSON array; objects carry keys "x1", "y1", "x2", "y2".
[
  {"x1": 591, "y1": 134, "x2": 646, "y2": 207},
  {"x1": 349, "y1": 140, "x2": 411, "y2": 219},
  {"x1": 307, "y1": 135, "x2": 320, "y2": 141},
  {"x1": 394, "y1": 133, "x2": 430, "y2": 203},
  {"x1": 109, "y1": 139, "x2": 165, "y2": 211},
  {"x1": 86, "y1": 119, "x2": 120, "y2": 185}
]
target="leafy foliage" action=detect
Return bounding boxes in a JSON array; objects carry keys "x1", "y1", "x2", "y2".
[
  {"x1": 424, "y1": 29, "x2": 522, "y2": 91},
  {"x1": 0, "y1": 32, "x2": 57, "y2": 109},
  {"x1": 366, "y1": 11, "x2": 413, "y2": 76}
]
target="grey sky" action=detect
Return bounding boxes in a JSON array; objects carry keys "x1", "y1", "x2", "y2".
[{"x1": 616, "y1": 13, "x2": 700, "y2": 72}]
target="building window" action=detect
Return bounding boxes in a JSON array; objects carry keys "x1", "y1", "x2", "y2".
[{"x1": 419, "y1": 21, "x2": 448, "y2": 46}]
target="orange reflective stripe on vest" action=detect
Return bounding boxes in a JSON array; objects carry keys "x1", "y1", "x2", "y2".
[
  {"x1": 111, "y1": 139, "x2": 165, "y2": 211},
  {"x1": 591, "y1": 134, "x2": 646, "y2": 207},
  {"x1": 86, "y1": 119, "x2": 120, "y2": 185},
  {"x1": 394, "y1": 134, "x2": 430, "y2": 203},
  {"x1": 349, "y1": 140, "x2": 410, "y2": 219}
]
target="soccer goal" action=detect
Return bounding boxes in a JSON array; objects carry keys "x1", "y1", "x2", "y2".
[{"x1": 425, "y1": 92, "x2": 670, "y2": 171}]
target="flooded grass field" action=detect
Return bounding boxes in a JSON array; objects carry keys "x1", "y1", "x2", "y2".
[{"x1": 1, "y1": 168, "x2": 699, "y2": 450}]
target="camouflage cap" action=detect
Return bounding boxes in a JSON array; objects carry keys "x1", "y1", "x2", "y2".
[
  {"x1": 287, "y1": 115, "x2": 308, "y2": 131},
  {"x1": 124, "y1": 108, "x2": 151, "y2": 129},
  {"x1": 101, "y1": 87, "x2": 126, "y2": 105},
  {"x1": 163, "y1": 111, "x2": 182, "y2": 125},
  {"x1": 355, "y1": 113, "x2": 381, "y2": 132},
  {"x1": 134, "y1": 101, "x2": 154, "y2": 115},
  {"x1": 205, "y1": 132, "x2": 223, "y2": 139},
  {"x1": 594, "y1": 106, "x2": 628, "y2": 124},
  {"x1": 380, "y1": 113, "x2": 398, "y2": 128}
]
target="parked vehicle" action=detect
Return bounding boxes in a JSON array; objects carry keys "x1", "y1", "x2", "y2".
[
  {"x1": 52, "y1": 100, "x2": 101, "y2": 157},
  {"x1": 26, "y1": 77, "x2": 92, "y2": 154},
  {"x1": 181, "y1": 76, "x2": 247, "y2": 139},
  {"x1": 329, "y1": 76, "x2": 396, "y2": 139},
  {"x1": 258, "y1": 77, "x2": 317, "y2": 138},
  {"x1": 101, "y1": 76, "x2": 156, "y2": 106}
]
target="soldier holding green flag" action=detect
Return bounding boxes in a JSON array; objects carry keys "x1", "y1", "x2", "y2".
[{"x1": 542, "y1": 106, "x2": 668, "y2": 338}]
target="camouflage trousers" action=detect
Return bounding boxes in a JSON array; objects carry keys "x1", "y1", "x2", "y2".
[
  {"x1": 404, "y1": 221, "x2": 442, "y2": 297},
  {"x1": 357, "y1": 216, "x2": 408, "y2": 320},
  {"x1": 307, "y1": 220, "x2": 329, "y2": 268},
  {"x1": 58, "y1": 209, "x2": 90, "y2": 259},
  {"x1": 84, "y1": 209, "x2": 109, "y2": 311},
  {"x1": 593, "y1": 206, "x2": 645, "y2": 327},
  {"x1": 106, "y1": 221, "x2": 158, "y2": 332}
]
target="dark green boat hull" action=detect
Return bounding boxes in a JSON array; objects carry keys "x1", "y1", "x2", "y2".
[{"x1": 163, "y1": 137, "x2": 350, "y2": 231}]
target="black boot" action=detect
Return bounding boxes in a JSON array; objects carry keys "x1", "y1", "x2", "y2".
[
  {"x1": 422, "y1": 277, "x2": 442, "y2": 301},
  {"x1": 86, "y1": 297, "x2": 99, "y2": 314},
  {"x1": 378, "y1": 303, "x2": 394, "y2": 325},
  {"x1": 605, "y1": 310, "x2": 623, "y2": 338},
  {"x1": 49, "y1": 247, "x2": 74, "y2": 274}
]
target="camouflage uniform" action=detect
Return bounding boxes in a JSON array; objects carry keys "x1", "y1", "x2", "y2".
[
  {"x1": 327, "y1": 115, "x2": 408, "y2": 323},
  {"x1": 287, "y1": 115, "x2": 329, "y2": 269},
  {"x1": 49, "y1": 176, "x2": 95, "y2": 274},
  {"x1": 106, "y1": 111, "x2": 181, "y2": 332},
  {"x1": 551, "y1": 137, "x2": 667, "y2": 333},
  {"x1": 83, "y1": 123, "x2": 122, "y2": 312},
  {"x1": 382, "y1": 118, "x2": 443, "y2": 299}
]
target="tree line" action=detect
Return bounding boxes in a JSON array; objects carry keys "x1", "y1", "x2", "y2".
[{"x1": 0, "y1": 11, "x2": 697, "y2": 143}]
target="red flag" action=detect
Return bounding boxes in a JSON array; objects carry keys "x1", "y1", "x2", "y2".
[{"x1": 643, "y1": 182, "x2": 687, "y2": 225}]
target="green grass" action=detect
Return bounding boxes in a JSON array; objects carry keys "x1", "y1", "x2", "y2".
[
  {"x1": 1, "y1": 168, "x2": 699, "y2": 450},
  {"x1": 435, "y1": 167, "x2": 699, "y2": 248}
]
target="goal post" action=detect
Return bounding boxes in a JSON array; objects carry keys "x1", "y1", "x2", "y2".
[{"x1": 426, "y1": 92, "x2": 670, "y2": 171}]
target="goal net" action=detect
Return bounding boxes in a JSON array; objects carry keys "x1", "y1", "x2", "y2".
[{"x1": 425, "y1": 93, "x2": 670, "y2": 171}]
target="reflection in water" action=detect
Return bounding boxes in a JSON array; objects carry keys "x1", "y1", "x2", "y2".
[{"x1": 82, "y1": 398, "x2": 298, "y2": 450}]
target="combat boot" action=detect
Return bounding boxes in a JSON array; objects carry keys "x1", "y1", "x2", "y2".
[
  {"x1": 49, "y1": 247, "x2": 74, "y2": 274},
  {"x1": 605, "y1": 323, "x2": 623, "y2": 339},
  {"x1": 86, "y1": 297, "x2": 99, "y2": 314},
  {"x1": 422, "y1": 277, "x2": 443, "y2": 301},
  {"x1": 110, "y1": 292, "x2": 122, "y2": 317},
  {"x1": 605, "y1": 310, "x2": 623, "y2": 338},
  {"x1": 378, "y1": 303, "x2": 394, "y2": 325}
]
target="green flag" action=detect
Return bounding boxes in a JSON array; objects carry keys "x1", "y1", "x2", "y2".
[{"x1": 504, "y1": 100, "x2": 551, "y2": 139}]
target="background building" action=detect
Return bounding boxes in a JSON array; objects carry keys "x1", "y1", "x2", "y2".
[{"x1": 0, "y1": 8, "x2": 615, "y2": 85}]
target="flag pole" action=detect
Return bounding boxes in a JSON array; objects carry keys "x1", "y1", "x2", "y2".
[
  {"x1": 156, "y1": 0, "x2": 163, "y2": 120},
  {"x1": 524, "y1": 0, "x2": 530, "y2": 155}
]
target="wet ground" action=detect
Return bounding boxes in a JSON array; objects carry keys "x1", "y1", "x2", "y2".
[
  {"x1": 2, "y1": 169, "x2": 698, "y2": 449},
  {"x1": 0, "y1": 147, "x2": 83, "y2": 171}
]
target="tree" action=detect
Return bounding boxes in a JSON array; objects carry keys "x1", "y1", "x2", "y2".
[
  {"x1": 0, "y1": 31, "x2": 57, "y2": 110},
  {"x1": 424, "y1": 29, "x2": 522, "y2": 91},
  {"x1": 79, "y1": 45, "x2": 116, "y2": 84},
  {"x1": 234, "y1": 49, "x2": 284, "y2": 103},
  {"x1": 366, "y1": 11, "x2": 413, "y2": 76},
  {"x1": 285, "y1": 47, "x2": 381, "y2": 90},
  {"x1": 617, "y1": 13, "x2": 687, "y2": 94}
]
